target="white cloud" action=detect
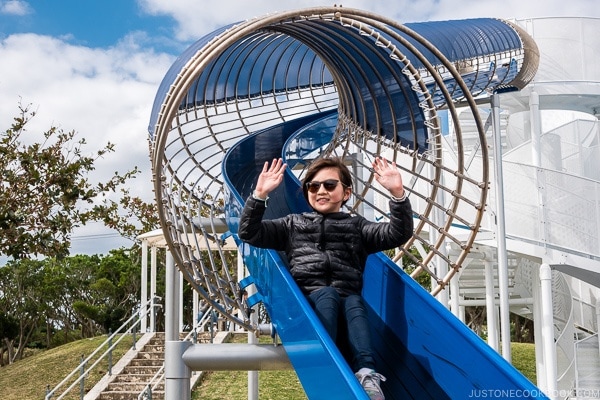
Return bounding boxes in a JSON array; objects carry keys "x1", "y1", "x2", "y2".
[
  {"x1": 139, "y1": 0, "x2": 600, "y2": 41},
  {"x1": 0, "y1": 33, "x2": 174, "y2": 254},
  {"x1": 2, "y1": 0, "x2": 598, "y2": 257},
  {"x1": 0, "y1": 0, "x2": 32, "y2": 16},
  {"x1": 0, "y1": 34, "x2": 171, "y2": 169}
]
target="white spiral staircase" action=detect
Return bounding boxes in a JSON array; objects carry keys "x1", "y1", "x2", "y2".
[{"x1": 441, "y1": 16, "x2": 600, "y2": 400}]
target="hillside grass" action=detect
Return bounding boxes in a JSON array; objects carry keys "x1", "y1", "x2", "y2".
[
  {"x1": 192, "y1": 334, "x2": 307, "y2": 400},
  {"x1": 193, "y1": 338, "x2": 538, "y2": 399},
  {"x1": 0, "y1": 334, "x2": 133, "y2": 400},
  {"x1": 511, "y1": 342, "x2": 537, "y2": 383},
  {"x1": 0, "y1": 335, "x2": 537, "y2": 400}
]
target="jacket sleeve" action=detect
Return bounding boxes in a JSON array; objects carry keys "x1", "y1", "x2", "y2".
[
  {"x1": 237, "y1": 196, "x2": 289, "y2": 251},
  {"x1": 361, "y1": 197, "x2": 414, "y2": 253}
]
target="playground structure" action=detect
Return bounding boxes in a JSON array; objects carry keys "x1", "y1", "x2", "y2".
[{"x1": 146, "y1": 7, "x2": 600, "y2": 400}]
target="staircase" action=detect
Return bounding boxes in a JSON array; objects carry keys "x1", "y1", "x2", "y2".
[
  {"x1": 574, "y1": 334, "x2": 600, "y2": 399},
  {"x1": 98, "y1": 332, "x2": 165, "y2": 400},
  {"x1": 87, "y1": 331, "x2": 231, "y2": 400}
]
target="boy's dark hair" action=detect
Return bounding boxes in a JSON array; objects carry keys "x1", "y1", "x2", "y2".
[{"x1": 301, "y1": 157, "x2": 352, "y2": 206}]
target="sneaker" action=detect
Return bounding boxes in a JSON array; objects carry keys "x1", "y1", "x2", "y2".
[{"x1": 355, "y1": 368, "x2": 386, "y2": 400}]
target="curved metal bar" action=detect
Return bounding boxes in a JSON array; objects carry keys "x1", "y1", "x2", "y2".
[{"x1": 148, "y1": 6, "x2": 539, "y2": 329}]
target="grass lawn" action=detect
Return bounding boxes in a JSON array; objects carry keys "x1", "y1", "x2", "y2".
[
  {"x1": 192, "y1": 334, "x2": 307, "y2": 400},
  {"x1": 0, "y1": 334, "x2": 537, "y2": 400},
  {"x1": 192, "y1": 336, "x2": 538, "y2": 399},
  {"x1": 511, "y1": 342, "x2": 537, "y2": 383},
  {"x1": 0, "y1": 334, "x2": 133, "y2": 400}
]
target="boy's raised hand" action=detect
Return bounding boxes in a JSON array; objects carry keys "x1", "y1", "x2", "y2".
[
  {"x1": 372, "y1": 157, "x2": 405, "y2": 198},
  {"x1": 254, "y1": 158, "x2": 287, "y2": 199}
]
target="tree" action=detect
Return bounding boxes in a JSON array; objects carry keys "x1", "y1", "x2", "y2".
[
  {"x1": 86, "y1": 249, "x2": 140, "y2": 333},
  {"x1": 0, "y1": 312, "x2": 19, "y2": 366},
  {"x1": 0, "y1": 259, "x2": 47, "y2": 363},
  {"x1": 0, "y1": 251, "x2": 142, "y2": 363},
  {"x1": 0, "y1": 103, "x2": 140, "y2": 259}
]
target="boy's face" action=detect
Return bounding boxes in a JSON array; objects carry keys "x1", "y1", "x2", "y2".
[{"x1": 307, "y1": 167, "x2": 351, "y2": 214}]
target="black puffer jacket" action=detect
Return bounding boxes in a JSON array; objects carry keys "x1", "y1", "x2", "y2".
[{"x1": 238, "y1": 196, "x2": 414, "y2": 297}]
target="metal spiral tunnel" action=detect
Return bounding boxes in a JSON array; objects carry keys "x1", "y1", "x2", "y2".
[{"x1": 148, "y1": 7, "x2": 539, "y2": 330}]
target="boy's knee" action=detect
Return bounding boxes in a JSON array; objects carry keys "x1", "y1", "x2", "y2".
[
  {"x1": 345, "y1": 295, "x2": 366, "y2": 311},
  {"x1": 310, "y1": 286, "x2": 341, "y2": 305}
]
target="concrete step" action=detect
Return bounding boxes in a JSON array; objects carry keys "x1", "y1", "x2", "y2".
[
  {"x1": 134, "y1": 351, "x2": 164, "y2": 360},
  {"x1": 96, "y1": 390, "x2": 164, "y2": 400},
  {"x1": 120, "y1": 365, "x2": 162, "y2": 375},
  {"x1": 88, "y1": 331, "x2": 231, "y2": 400},
  {"x1": 111, "y1": 373, "x2": 159, "y2": 383},
  {"x1": 107, "y1": 381, "x2": 165, "y2": 392},
  {"x1": 128, "y1": 358, "x2": 164, "y2": 367}
]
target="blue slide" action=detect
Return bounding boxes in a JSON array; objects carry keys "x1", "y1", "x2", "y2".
[{"x1": 223, "y1": 112, "x2": 548, "y2": 399}]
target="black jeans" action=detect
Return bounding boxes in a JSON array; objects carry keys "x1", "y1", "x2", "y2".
[{"x1": 307, "y1": 286, "x2": 376, "y2": 371}]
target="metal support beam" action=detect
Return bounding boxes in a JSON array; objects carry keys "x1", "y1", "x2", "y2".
[
  {"x1": 532, "y1": 264, "x2": 546, "y2": 390},
  {"x1": 484, "y1": 259, "x2": 499, "y2": 351},
  {"x1": 491, "y1": 92, "x2": 512, "y2": 362},
  {"x1": 141, "y1": 240, "x2": 148, "y2": 333},
  {"x1": 244, "y1": 253, "x2": 259, "y2": 400},
  {"x1": 539, "y1": 263, "x2": 557, "y2": 399},
  {"x1": 165, "y1": 341, "x2": 192, "y2": 400},
  {"x1": 182, "y1": 343, "x2": 292, "y2": 371},
  {"x1": 458, "y1": 298, "x2": 534, "y2": 307},
  {"x1": 165, "y1": 251, "x2": 189, "y2": 400},
  {"x1": 530, "y1": 90, "x2": 542, "y2": 168},
  {"x1": 150, "y1": 245, "x2": 157, "y2": 332},
  {"x1": 450, "y1": 273, "x2": 460, "y2": 318},
  {"x1": 165, "y1": 251, "x2": 179, "y2": 342}
]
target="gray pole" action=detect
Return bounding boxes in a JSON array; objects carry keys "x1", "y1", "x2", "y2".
[
  {"x1": 164, "y1": 251, "x2": 191, "y2": 400},
  {"x1": 165, "y1": 250, "x2": 179, "y2": 341},
  {"x1": 491, "y1": 92, "x2": 512, "y2": 362},
  {"x1": 244, "y1": 251, "x2": 259, "y2": 400},
  {"x1": 539, "y1": 264, "x2": 557, "y2": 399},
  {"x1": 165, "y1": 341, "x2": 192, "y2": 400},
  {"x1": 141, "y1": 240, "x2": 148, "y2": 333},
  {"x1": 182, "y1": 343, "x2": 291, "y2": 370}
]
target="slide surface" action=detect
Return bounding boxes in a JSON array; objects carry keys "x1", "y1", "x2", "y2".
[{"x1": 223, "y1": 112, "x2": 548, "y2": 399}]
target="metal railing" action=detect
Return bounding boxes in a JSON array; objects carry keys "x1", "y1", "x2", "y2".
[
  {"x1": 137, "y1": 307, "x2": 218, "y2": 400},
  {"x1": 553, "y1": 271, "x2": 577, "y2": 395},
  {"x1": 574, "y1": 334, "x2": 600, "y2": 399},
  {"x1": 500, "y1": 161, "x2": 600, "y2": 259},
  {"x1": 45, "y1": 296, "x2": 161, "y2": 400}
]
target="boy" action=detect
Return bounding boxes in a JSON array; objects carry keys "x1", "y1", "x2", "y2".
[{"x1": 238, "y1": 156, "x2": 413, "y2": 400}]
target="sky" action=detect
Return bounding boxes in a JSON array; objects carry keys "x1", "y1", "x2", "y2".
[{"x1": 0, "y1": 0, "x2": 598, "y2": 258}]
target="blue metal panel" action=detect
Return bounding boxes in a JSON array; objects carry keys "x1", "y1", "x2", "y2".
[
  {"x1": 222, "y1": 112, "x2": 369, "y2": 399},
  {"x1": 222, "y1": 110, "x2": 548, "y2": 399},
  {"x1": 363, "y1": 252, "x2": 548, "y2": 399},
  {"x1": 147, "y1": 22, "x2": 236, "y2": 137},
  {"x1": 403, "y1": 18, "x2": 523, "y2": 64}
]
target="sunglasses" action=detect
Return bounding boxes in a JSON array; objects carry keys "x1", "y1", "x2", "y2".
[{"x1": 305, "y1": 179, "x2": 345, "y2": 193}]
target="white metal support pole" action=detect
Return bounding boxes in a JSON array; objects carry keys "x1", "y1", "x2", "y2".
[
  {"x1": 165, "y1": 340, "x2": 192, "y2": 400},
  {"x1": 165, "y1": 250, "x2": 190, "y2": 400},
  {"x1": 141, "y1": 240, "x2": 148, "y2": 333},
  {"x1": 596, "y1": 300, "x2": 600, "y2": 359},
  {"x1": 243, "y1": 254, "x2": 259, "y2": 400},
  {"x1": 490, "y1": 92, "x2": 512, "y2": 361},
  {"x1": 530, "y1": 90, "x2": 542, "y2": 168},
  {"x1": 539, "y1": 263, "x2": 557, "y2": 399},
  {"x1": 531, "y1": 264, "x2": 547, "y2": 390},
  {"x1": 193, "y1": 290, "x2": 199, "y2": 330},
  {"x1": 179, "y1": 270, "x2": 184, "y2": 332},
  {"x1": 484, "y1": 259, "x2": 499, "y2": 351},
  {"x1": 165, "y1": 250, "x2": 179, "y2": 341},
  {"x1": 450, "y1": 273, "x2": 460, "y2": 318},
  {"x1": 150, "y1": 245, "x2": 158, "y2": 332}
]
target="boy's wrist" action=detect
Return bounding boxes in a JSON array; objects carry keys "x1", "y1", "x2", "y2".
[
  {"x1": 390, "y1": 189, "x2": 407, "y2": 202},
  {"x1": 252, "y1": 190, "x2": 269, "y2": 201}
]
